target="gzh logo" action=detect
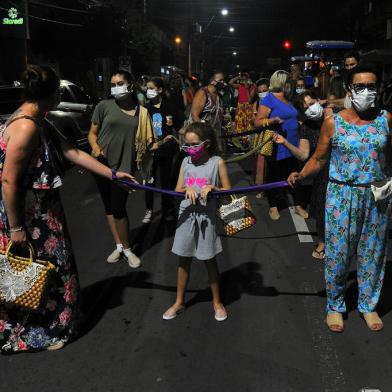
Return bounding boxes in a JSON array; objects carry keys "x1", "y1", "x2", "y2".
[{"x1": 3, "y1": 7, "x2": 24, "y2": 25}]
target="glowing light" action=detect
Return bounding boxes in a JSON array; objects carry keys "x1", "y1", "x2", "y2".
[
  {"x1": 283, "y1": 40, "x2": 292, "y2": 50},
  {"x1": 221, "y1": 9, "x2": 229, "y2": 16}
]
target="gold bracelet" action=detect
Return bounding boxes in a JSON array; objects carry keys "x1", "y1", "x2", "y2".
[{"x1": 10, "y1": 226, "x2": 24, "y2": 233}]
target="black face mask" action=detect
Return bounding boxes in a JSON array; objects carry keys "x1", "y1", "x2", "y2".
[{"x1": 215, "y1": 81, "x2": 224, "y2": 91}]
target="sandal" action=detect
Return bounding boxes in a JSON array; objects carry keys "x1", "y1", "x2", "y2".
[
  {"x1": 360, "y1": 312, "x2": 384, "y2": 332},
  {"x1": 46, "y1": 341, "x2": 65, "y2": 351},
  {"x1": 325, "y1": 312, "x2": 344, "y2": 333},
  {"x1": 312, "y1": 247, "x2": 325, "y2": 260},
  {"x1": 162, "y1": 305, "x2": 185, "y2": 320}
]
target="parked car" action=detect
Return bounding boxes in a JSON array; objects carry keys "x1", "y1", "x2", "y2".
[
  {"x1": 0, "y1": 80, "x2": 93, "y2": 153},
  {"x1": 47, "y1": 80, "x2": 93, "y2": 151}
]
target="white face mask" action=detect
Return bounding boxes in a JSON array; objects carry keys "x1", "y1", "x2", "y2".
[
  {"x1": 111, "y1": 84, "x2": 130, "y2": 100},
  {"x1": 258, "y1": 92, "x2": 268, "y2": 99},
  {"x1": 350, "y1": 88, "x2": 377, "y2": 112},
  {"x1": 146, "y1": 89, "x2": 159, "y2": 100},
  {"x1": 313, "y1": 78, "x2": 319, "y2": 88},
  {"x1": 296, "y1": 87, "x2": 305, "y2": 94},
  {"x1": 305, "y1": 102, "x2": 324, "y2": 120}
]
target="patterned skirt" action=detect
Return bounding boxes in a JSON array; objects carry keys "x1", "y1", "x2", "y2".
[
  {"x1": 235, "y1": 103, "x2": 254, "y2": 133},
  {"x1": 0, "y1": 189, "x2": 79, "y2": 352}
]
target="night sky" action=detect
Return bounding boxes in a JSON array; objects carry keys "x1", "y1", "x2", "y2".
[
  {"x1": 152, "y1": 0, "x2": 350, "y2": 71},
  {"x1": 1, "y1": 0, "x2": 351, "y2": 78}
]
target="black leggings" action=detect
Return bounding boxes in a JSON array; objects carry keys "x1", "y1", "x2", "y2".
[
  {"x1": 94, "y1": 158, "x2": 129, "y2": 219},
  {"x1": 145, "y1": 153, "x2": 179, "y2": 211},
  {"x1": 265, "y1": 157, "x2": 304, "y2": 208}
]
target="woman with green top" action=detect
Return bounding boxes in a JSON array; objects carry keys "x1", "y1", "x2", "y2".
[{"x1": 88, "y1": 70, "x2": 156, "y2": 267}]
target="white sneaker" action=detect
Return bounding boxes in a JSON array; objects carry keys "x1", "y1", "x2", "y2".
[
  {"x1": 125, "y1": 251, "x2": 141, "y2": 268},
  {"x1": 142, "y1": 209, "x2": 153, "y2": 224},
  {"x1": 107, "y1": 249, "x2": 122, "y2": 263}
]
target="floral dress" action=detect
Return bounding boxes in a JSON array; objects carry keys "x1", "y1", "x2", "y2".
[
  {"x1": 324, "y1": 111, "x2": 390, "y2": 314},
  {"x1": 0, "y1": 114, "x2": 79, "y2": 352}
]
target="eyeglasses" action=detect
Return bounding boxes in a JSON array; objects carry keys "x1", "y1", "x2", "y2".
[
  {"x1": 349, "y1": 83, "x2": 377, "y2": 94},
  {"x1": 181, "y1": 141, "x2": 206, "y2": 150}
]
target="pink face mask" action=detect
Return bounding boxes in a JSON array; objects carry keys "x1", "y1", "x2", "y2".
[{"x1": 182, "y1": 141, "x2": 207, "y2": 161}]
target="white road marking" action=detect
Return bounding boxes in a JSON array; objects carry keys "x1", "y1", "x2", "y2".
[{"x1": 288, "y1": 206, "x2": 313, "y2": 243}]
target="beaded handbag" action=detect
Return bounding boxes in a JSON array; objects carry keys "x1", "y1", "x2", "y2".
[
  {"x1": 217, "y1": 195, "x2": 256, "y2": 236},
  {"x1": 253, "y1": 129, "x2": 275, "y2": 157},
  {"x1": 0, "y1": 242, "x2": 55, "y2": 310}
]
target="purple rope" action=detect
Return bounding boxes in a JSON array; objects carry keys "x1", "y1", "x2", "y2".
[{"x1": 117, "y1": 179, "x2": 288, "y2": 198}]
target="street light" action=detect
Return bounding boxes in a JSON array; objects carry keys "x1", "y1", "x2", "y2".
[
  {"x1": 221, "y1": 8, "x2": 228, "y2": 16},
  {"x1": 229, "y1": 27, "x2": 235, "y2": 32},
  {"x1": 233, "y1": 51, "x2": 237, "y2": 56},
  {"x1": 175, "y1": 36, "x2": 182, "y2": 45}
]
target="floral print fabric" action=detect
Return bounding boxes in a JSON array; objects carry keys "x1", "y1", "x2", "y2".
[
  {"x1": 330, "y1": 112, "x2": 389, "y2": 184},
  {"x1": 324, "y1": 112, "x2": 390, "y2": 314},
  {"x1": 0, "y1": 115, "x2": 79, "y2": 352}
]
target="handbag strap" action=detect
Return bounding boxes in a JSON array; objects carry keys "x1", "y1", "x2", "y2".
[{"x1": 6, "y1": 241, "x2": 35, "y2": 263}]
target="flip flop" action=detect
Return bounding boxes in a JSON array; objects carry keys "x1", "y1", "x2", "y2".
[{"x1": 312, "y1": 248, "x2": 325, "y2": 260}]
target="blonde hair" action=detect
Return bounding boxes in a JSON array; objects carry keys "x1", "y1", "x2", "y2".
[{"x1": 269, "y1": 70, "x2": 290, "y2": 92}]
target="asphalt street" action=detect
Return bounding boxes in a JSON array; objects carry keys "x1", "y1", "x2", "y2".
[{"x1": 1, "y1": 159, "x2": 392, "y2": 392}]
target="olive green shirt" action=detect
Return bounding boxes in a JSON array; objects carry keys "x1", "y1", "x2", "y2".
[{"x1": 92, "y1": 99, "x2": 138, "y2": 173}]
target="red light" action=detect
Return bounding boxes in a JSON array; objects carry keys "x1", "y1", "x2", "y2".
[{"x1": 283, "y1": 40, "x2": 292, "y2": 50}]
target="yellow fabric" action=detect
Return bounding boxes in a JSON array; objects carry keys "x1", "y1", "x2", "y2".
[{"x1": 135, "y1": 106, "x2": 157, "y2": 169}]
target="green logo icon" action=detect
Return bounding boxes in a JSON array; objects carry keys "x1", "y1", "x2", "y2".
[
  {"x1": 8, "y1": 8, "x2": 18, "y2": 19},
  {"x1": 3, "y1": 7, "x2": 24, "y2": 25}
]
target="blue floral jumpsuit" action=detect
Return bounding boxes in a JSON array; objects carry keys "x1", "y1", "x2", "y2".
[{"x1": 325, "y1": 111, "x2": 390, "y2": 314}]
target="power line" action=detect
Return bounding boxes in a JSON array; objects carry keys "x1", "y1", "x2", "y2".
[{"x1": 30, "y1": 1, "x2": 89, "y2": 14}]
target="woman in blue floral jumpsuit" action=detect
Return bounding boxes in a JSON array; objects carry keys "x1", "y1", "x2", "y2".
[{"x1": 288, "y1": 65, "x2": 392, "y2": 333}]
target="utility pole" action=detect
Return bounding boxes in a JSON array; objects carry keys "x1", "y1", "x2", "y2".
[
  {"x1": 187, "y1": 0, "x2": 192, "y2": 77},
  {"x1": 24, "y1": 0, "x2": 30, "y2": 65},
  {"x1": 188, "y1": 42, "x2": 192, "y2": 77},
  {"x1": 143, "y1": 0, "x2": 147, "y2": 17}
]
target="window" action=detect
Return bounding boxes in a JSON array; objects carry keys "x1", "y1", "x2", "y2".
[
  {"x1": 60, "y1": 86, "x2": 73, "y2": 103},
  {"x1": 68, "y1": 85, "x2": 91, "y2": 104}
]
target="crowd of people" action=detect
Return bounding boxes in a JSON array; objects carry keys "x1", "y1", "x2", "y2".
[{"x1": 0, "y1": 47, "x2": 391, "y2": 352}]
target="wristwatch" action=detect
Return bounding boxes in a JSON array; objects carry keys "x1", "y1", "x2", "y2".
[{"x1": 111, "y1": 169, "x2": 118, "y2": 181}]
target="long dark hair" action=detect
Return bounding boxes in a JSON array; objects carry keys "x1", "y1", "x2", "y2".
[
  {"x1": 112, "y1": 69, "x2": 135, "y2": 84},
  {"x1": 294, "y1": 90, "x2": 318, "y2": 113},
  {"x1": 111, "y1": 69, "x2": 138, "y2": 102},
  {"x1": 148, "y1": 77, "x2": 166, "y2": 95},
  {"x1": 184, "y1": 122, "x2": 220, "y2": 156},
  {"x1": 22, "y1": 64, "x2": 60, "y2": 102}
]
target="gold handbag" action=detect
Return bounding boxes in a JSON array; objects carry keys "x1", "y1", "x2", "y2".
[
  {"x1": 0, "y1": 242, "x2": 55, "y2": 310},
  {"x1": 217, "y1": 195, "x2": 256, "y2": 236},
  {"x1": 254, "y1": 119, "x2": 275, "y2": 156}
]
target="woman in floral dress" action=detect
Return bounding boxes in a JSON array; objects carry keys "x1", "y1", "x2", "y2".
[
  {"x1": 288, "y1": 65, "x2": 392, "y2": 333},
  {"x1": 0, "y1": 65, "x2": 134, "y2": 352}
]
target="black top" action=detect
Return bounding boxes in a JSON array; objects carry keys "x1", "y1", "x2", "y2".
[
  {"x1": 147, "y1": 99, "x2": 178, "y2": 156},
  {"x1": 298, "y1": 119, "x2": 323, "y2": 156}
]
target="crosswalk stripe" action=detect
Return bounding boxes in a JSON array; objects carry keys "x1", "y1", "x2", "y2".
[{"x1": 288, "y1": 207, "x2": 314, "y2": 243}]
